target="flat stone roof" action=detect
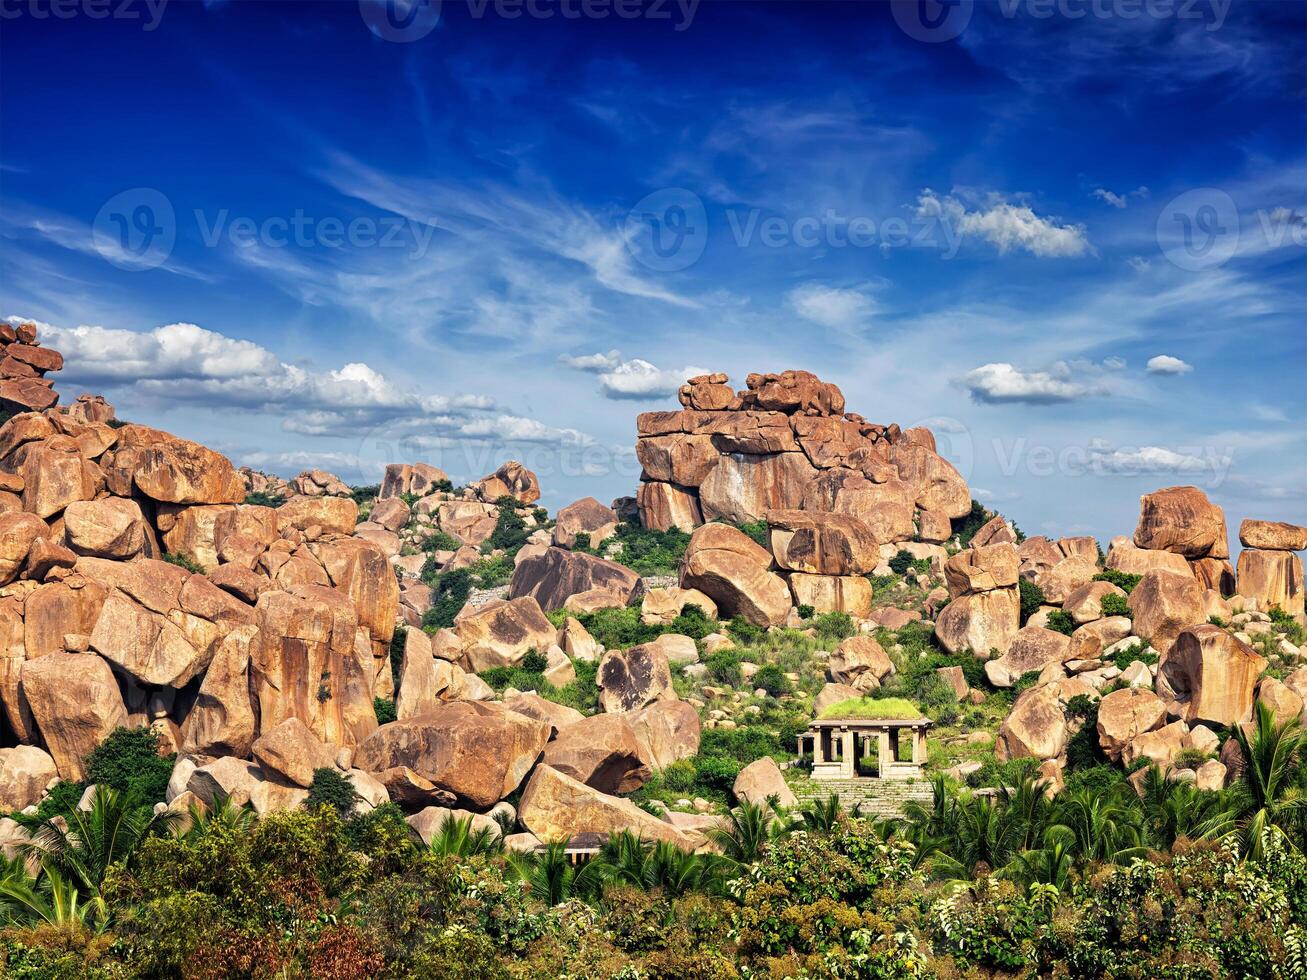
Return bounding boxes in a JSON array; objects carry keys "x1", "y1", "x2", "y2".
[{"x1": 806, "y1": 718, "x2": 933, "y2": 729}]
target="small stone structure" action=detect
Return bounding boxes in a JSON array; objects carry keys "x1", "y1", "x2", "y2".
[{"x1": 798, "y1": 717, "x2": 933, "y2": 781}]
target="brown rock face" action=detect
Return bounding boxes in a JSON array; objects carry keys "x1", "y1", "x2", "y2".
[
  {"x1": 1133, "y1": 486, "x2": 1228, "y2": 559},
  {"x1": 469, "y1": 460, "x2": 541, "y2": 505},
  {"x1": 628, "y1": 700, "x2": 701, "y2": 769},
  {"x1": 379, "y1": 462, "x2": 449, "y2": 500},
  {"x1": 63, "y1": 498, "x2": 150, "y2": 559},
  {"x1": 1191, "y1": 558, "x2": 1236, "y2": 596},
  {"x1": 552, "y1": 497, "x2": 619, "y2": 549},
  {"x1": 1105, "y1": 541, "x2": 1193, "y2": 578},
  {"x1": 597, "y1": 643, "x2": 676, "y2": 714},
  {"x1": 103, "y1": 425, "x2": 245, "y2": 505},
  {"x1": 251, "y1": 586, "x2": 378, "y2": 748},
  {"x1": 1237, "y1": 549, "x2": 1304, "y2": 617},
  {"x1": 787, "y1": 572, "x2": 872, "y2": 617},
  {"x1": 733, "y1": 756, "x2": 797, "y2": 807},
  {"x1": 1240, "y1": 519, "x2": 1307, "y2": 552},
  {"x1": 699, "y1": 452, "x2": 817, "y2": 524},
  {"x1": 828, "y1": 635, "x2": 894, "y2": 689},
  {"x1": 22, "y1": 653, "x2": 128, "y2": 781},
  {"x1": 0, "y1": 745, "x2": 59, "y2": 811},
  {"x1": 995, "y1": 685, "x2": 1068, "y2": 762},
  {"x1": 518, "y1": 764, "x2": 693, "y2": 847},
  {"x1": 181, "y1": 624, "x2": 258, "y2": 759},
  {"x1": 252, "y1": 718, "x2": 337, "y2": 788},
  {"x1": 766, "y1": 509, "x2": 879, "y2": 575},
  {"x1": 509, "y1": 546, "x2": 643, "y2": 613},
  {"x1": 0, "y1": 324, "x2": 61, "y2": 414},
  {"x1": 636, "y1": 481, "x2": 702, "y2": 532},
  {"x1": 275, "y1": 495, "x2": 359, "y2": 537},
  {"x1": 945, "y1": 544, "x2": 1019, "y2": 598},
  {"x1": 354, "y1": 701, "x2": 550, "y2": 809},
  {"x1": 454, "y1": 596, "x2": 561, "y2": 672},
  {"x1": 1026, "y1": 555, "x2": 1097, "y2": 605},
  {"x1": 986, "y1": 626, "x2": 1071, "y2": 688},
  {"x1": 1158, "y1": 625, "x2": 1267, "y2": 727},
  {"x1": 0, "y1": 512, "x2": 50, "y2": 584},
  {"x1": 542, "y1": 714, "x2": 650, "y2": 793},
  {"x1": 1096, "y1": 687, "x2": 1167, "y2": 762},
  {"x1": 680, "y1": 523, "x2": 791, "y2": 626},
  {"x1": 1128, "y1": 570, "x2": 1206, "y2": 655},
  {"x1": 936, "y1": 587, "x2": 1020, "y2": 658}
]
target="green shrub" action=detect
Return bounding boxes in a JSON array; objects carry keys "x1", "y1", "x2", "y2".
[
  {"x1": 422, "y1": 568, "x2": 472, "y2": 630},
  {"x1": 162, "y1": 551, "x2": 205, "y2": 574},
  {"x1": 471, "y1": 555, "x2": 514, "y2": 588},
  {"x1": 1099, "y1": 591, "x2": 1131, "y2": 618},
  {"x1": 563, "y1": 605, "x2": 659, "y2": 649},
  {"x1": 521, "y1": 649, "x2": 548, "y2": 673},
  {"x1": 1094, "y1": 569, "x2": 1142, "y2": 593},
  {"x1": 351, "y1": 484, "x2": 380, "y2": 506},
  {"x1": 305, "y1": 767, "x2": 360, "y2": 817},
  {"x1": 11, "y1": 778, "x2": 84, "y2": 829},
  {"x1": 725, "y1": 616, "x2": 766, "y2": 645},
  {"x1": 1045, "y1": 610, "x2": 1076, "y2": 636},
  {"x1": 604, "y1": 521, "x2": 691, "y2": 575},
  {"x1": 953, "y1": 499, "x2": 995, "y2": 547},
  {"x1": 1107, "y1": 640, "x2": 1157, "y2": 669},
  {"x1": 736, "y1": 520, "x2": 769, "y2": 548},
  {"x1": 888, "y1": 549, "x2": 915, "y2": 575},
  {"x1": 814, "y1": 611, "x2": 856, "y2": 641},
  {"x1": 243, "y1": 490, "x2": 284, "y2": 508},
  {"x1": 417, "y1": 529, "x2": 461, "y2": 552},
  {"x1": 667, "y1": 603, "x2": 716, "y2": 640},
  {"x1": 488, "y1": 499, "x2": 529, "y2": 553},
  {"x1": 704, "y1": 648, "x2": 743, "y2": 685},
  {"x1": 1018, "y1": 578, "x2": 1046, "y2": 624},
  {"x1": 86, "y1": 725, "x2": 174, "y2": 804},
  {"x1": 796, "y1": 603, "x2": 815, "y2": 620},
  {"x1": 819, "y1": 697, "x2": 922, "y2": 720},
  {"x1": 753, "y1": 664, "x2": 789, "y2": 696},
  {"x1": 373, "y1": 697, "x2": 397, "y2": 724}
]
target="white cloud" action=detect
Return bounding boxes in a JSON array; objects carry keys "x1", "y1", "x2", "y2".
[
  {"x1": 1087, "y1": 445, "x2": 1227, "y2": 476},
  {"x1": 916, "y1": 190, "x2": 1091, "y2": 258},
  {"x1": 1146, "y1": 354, "x2": 1193, "y2": 375},
  {"x1": 1102, "y1": 356, "x2": 1127, "y2": 370},
  {"x1": 559, "y1": 350, "x2": 623, "y2": 372},
  {"x1": 787, "y1": 283, "x2": 877, "y2": 330},
  {"x1": 958, "y1": 361, "x2": 1112, "y2": 404},
  {"x1": 1092, "y1": 186, "x2": 1149, "y2": 209},
  {"x1": 598, "y1": 358, "x2": 711, "y2": 400}
]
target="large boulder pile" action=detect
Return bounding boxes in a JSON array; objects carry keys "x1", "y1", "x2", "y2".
[
  {"x1": 0, "y1": 322, "x2": 62, "y2": 415},
  {"x1": 937, "y1": 541, "x2": 1020, "y2": 657},
  {"x1": 634, "y1": 370, "x2": 969, "y2": 539}
]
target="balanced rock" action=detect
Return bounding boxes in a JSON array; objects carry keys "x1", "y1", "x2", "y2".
[
  {"x1": 679, "y1": 523, "x2": 791, "y2": 627},
  {"x1": 509, "y1": 546, "x2": 643, "y2": 612},
  {"x1": 732, "y1": 756, "x2": 797, "y2": 807},
  {"x1": 828, "y1": 635, "x2": 894, "y2": 690},
  {"x1": 985, "y1": 626, "x2": 1070, "y2": 688},
  {"x1": 469, "y1": 460, "x2": 540, "y2": 505},
  {"x1": 1096, "y1": 687, "x2": 1167, "y2": 762},
  {"x1": 935, "y1": 587, "x2": 1020, "y2": 658},
  {"x1": 766, "y1": 509, "x2": 880, "y2": 575},
  {"x1": 542, "y1": 714, "x2": 650, "y2": 794},
  {"x1": 551, "y1": 497, "x2": 619, "y2": 549},
  {"x1": 1237, "y1": 549, "x2": 1304, "y2": 617},
  {"x1": 1128, "y1": 570, "x2": 1205, "y2": 655},
  {"x1": 453, "y1": 596, "x2": 558, "y2": 672},
  {"x1": 1158, "y1": 624, "x2": 1267, "y2": 727},
  {"x1": 1133, "y1": 486, "x2": 1228, "y2": 559},
  {"x1": 1240, "y1": 519, "x2": 1307, "y2": 553}
]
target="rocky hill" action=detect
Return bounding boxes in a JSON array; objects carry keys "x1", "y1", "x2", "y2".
[{"x1": 0, "y1": 328, "x2": 1303, "y2": 873}]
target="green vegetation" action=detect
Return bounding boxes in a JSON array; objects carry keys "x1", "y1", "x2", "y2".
[
  {"x1": 735, "y1": 519, "x2": 769, "y2": 547},
  {"x1": 350, "y1": 484, "x2": 380, "y2": 506},
  {"x1": 1099, "y1": 590, "x2": 1132, "y2": 618},
  {"x1": 242, "y1": 490, "x2": 284, "y2": 508},
  {"x1": 1094, "y1": 568, "x2": 1142, "y2": 593},
  {"x1": 1045, "y1": 609, "x2": 1077, "y2": 636},
  {"x1": 819, "y1": 697, "x2": 923, "y2": 720},
  {"x1": 600, "y1": 520, "x2": 690, "y2": 575},
  {"x1": 1018, "y1": 577, "x2": 1045, "y2": 624},
  {"x1": 373, "y1": 697, "x2": 397, "y2": 724},
  {"x1": 889, "y1": 548, "x2": 916, "y2": 575},
  {"x1": 162, "y1": 551, "x2": 205, "y2": 575},
  {"x1": 421, "y1": 568, "x2": 473, "y2": 630},
  {"x1": 478, "y1": 658, "x2": 599, "y2": 714},
  {"x1": 415, "y1": 528, "x2": 461, "y2": 552},
  {"x1": 85, "y1": 727, "x2": 174, "y2": 806},
  {"x1": 487, "y1": 497, "x2": 530, "y2": 552},
  {"x1": 305, "y1": 767, "x2": 360, "y2": 817}
]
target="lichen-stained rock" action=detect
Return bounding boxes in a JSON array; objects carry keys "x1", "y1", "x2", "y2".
[
  {"x1": 274, "y1": 495, "x2": 359, "y2": 537},
  {"x1": 503, "y1": 692, "x2": 585, "y2": 737},
  {"x1": 1026, "y1": 555, "x2": 1098, "y2": 605},
  {"x1": 787, "y1": 572, "x2": 872, "y2": 617},
  {"x1": 800, "y1": 469, "x2": 916, "y2": 543},
  {"x1": 1128, "y1": 570, "x2": 1205, "y2": 655},
  {"x1": 101, "y1": 424, "x2": 245, "y2": 505},
  {"x1": 985, "y1": 626, "x2": 1071, "y2": 688},
  {"x1": 509, "y1": 546, "x2": 643, "y2": 613},
  {"x1": 369, "y1": 496, "x2": 410, "y2": 533},
  {"x1": 1133, "y1": 486, "x2": 1228, "y2": 559},
  {"x1": 741, "y1": 370, "x2": 845, "y2": 416},
  {"x1": 1063, "y1": 581, "x2": 1127, "y2": 625},
  {"x1": 181, "y1": 624, "x2": 258, "y2": 759},
  {"x1": 1157, "y1": 624, "x2": 1267, "y2": 727},
  {"x1": 379, "y1": 462, "x2": 449, "y2": 500},
  {"x1": 453, "y1": 596, "x2": 559, "y2": 672},
  {"x1": 1190, "y1": 557, "x2": 1236, "y2": 596},
  {"x1": 0, "y1": 512, "x2": 50, "y2": 584},
  {"x1": 698, "y1": 452, "x2": 816, "y2": 525},
  {"x1": 422, "y1": 499, "x2": 498, "y2": 546},
  {"x1": 889, "y1": 440, "x2": 971, "y2": 518},
  {"x1": 597, "y1": 643, "x2": 676, "y2": 714},
  {"x1": 1240, "y1": 519, "x2": 1307, "y2": 553},
  {"x1": 63, "y1": 497, "x2": 149, "y2": 559},
  {"x1": 1058, "y1": 536, "x2": 1100, "y2": 562},
  {"x1": 679, "y1": 373, "x2": 736, "y2": 411},
  {"x1": 251, "y1": 717, "x2": 338, "y2": 788},
  {"x1": 156, "y1": 503, "x2": 234, "y2": 570},
  {"x1": 1096, "y1": 687, "x2": 1167, "y2": 762},
  {"x1": 542, "y1": 714, "x2": 650, "y2": 794},
  {"x1": 22, "y1": 652, "x2": 128, "y2": 781},
  {"x1": 995, "y1": 685, "x2": 1067, "y2": 762},
  {"x1": 766, "y1": 509, "x2": 880, "y2": 575},
  {"x1": 701, "y1": 411, "x2": 800, "y2": 455},
  {"x1": 973, "y1": 516, "x2": 1019, "y2": 548},
  {"x1": 733, "y1": 756, "x2": 798, "y2": 807},
  {"x1": 640, "y1": 586, "x2": 718, "y2": 626},
  {"x1": 251, "y1": 585, "x2": 378, "y2": 748},
  {"x1": 354, "y1": 701, "x2": 550, "y2": 809},
  {"x1": 0, "y1": 598, "x2": 34, "y2": 742},
  {"x1": 551, "y1": 497, "x2": 619, "y2": 549},
  {"x1": 0, "y1": 745, "x2": 58, "y2": 811},
  {"x1": 635, "y1": 433, "x2": 720, "y2": 486},
  {"x1": 518, "y1": 764, "x2": 693, "y2": 847},
  {"x1": 213, "y1": 505, "x2": 280, "y2": 565},
  {"x1": 935, "y1": 587, "x2": 1020, "y2": 658},
  {"x1": 1105, "y1": 541, "x2": 1193, "y2": 578},
  {"x1": 628, "y1": 699, "x2": 701, "y2": 769},
  {"x1": 395, "y1": 626, "x2": 442, "y2": 721},
  {"x1": 468, "y1": 460, "x2": 541, "y2": 505},
  {"x1": 1237, "y1": 548, "x2": 1304, "y2": 617},
  {"x1": 23, "y1": 579, "x2": 107, "y2": 661},
  {"x1": 636, "y1": 480, "x2": 702, "y2": 532},
  {"x1": 17, "y1": 441, "x2": 99, "y2": 518},
  {"x1": 680, "y1": 523, "x2": 791, "y2": 627},
  {"x1": 945, "y1": 543, "x2": 1019, "y2": 598},
  {"x1": 790, "y1": 415, "x2": 874, "y2": 469}
]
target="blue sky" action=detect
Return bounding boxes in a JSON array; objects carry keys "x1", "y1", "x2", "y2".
[{"x1": 1, "y1": 0, "x2": 1303, "y2": 544}]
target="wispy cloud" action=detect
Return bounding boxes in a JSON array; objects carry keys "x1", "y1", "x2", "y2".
[
  {"x1": 787, "y1": 283, "x2": 877, "y2": 331},
  {"x1": 916, "y1": 190, "x2": 1091, "y2": 258}
]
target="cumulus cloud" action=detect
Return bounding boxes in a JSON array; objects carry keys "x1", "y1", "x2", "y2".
[
  {"x1": 958, "y1": 361, "x2": 1113, "y2": 404},
  {"x1": 787, "y1": 283, "x2": 877, "y2": 330},
  {"x1": 559, "y1": 349, "x2": 709, "y2": 401},
  {"x1": 1087, "y1": 445, "x2": 1228, "y2": 476},
  {"x1": 1146, "y1": 354, "x2": 1193, "y2": 375},
  {"x1": 916, "y1": 190, "x2": 1091, "y2": 258}
]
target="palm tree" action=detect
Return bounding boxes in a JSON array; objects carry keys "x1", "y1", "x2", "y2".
[
  {"x1": 1231, "y1": 702, "x2": 1306, "y2": 860},
  {"x1": 601, "y1": 832, "x2": 729, "y2": 897},
  {"x1": 181, "y1": 793, "x2": 256, "y2": 841},
  {"x1": 0, "y1": 865, "x2": 95, "y2": 930},
  {"x1": 427, "y1": 814, "x2": 503, "y2": 858},
  {"x1": 1136, "y1": 767, "x2": 1235, "y2": 849},
  {"x1": 506, "y1": 842, "x2": 610, "y2": 905},
  {"x1": 22, "y1": 784, "x2": 177, "y2": 925},
  {"x1": 706, "y1": 799, "x2": 793, "y2": 866},
  {"x1": 1051, "y1": 786, "x2": 1144, "y2": 864},
  {"x1": 930, "y1": 794, "x2": 1026, "y2": 880},
  {"x1": 996, "y1": 774, "x2": 1056, "y2": 852},
  {"x1": 1000, "y1": 827, "x2": 1074, "y2": 892},
  {"x1": 799, "y1": 794, "x2": 844, "y2": 833}
]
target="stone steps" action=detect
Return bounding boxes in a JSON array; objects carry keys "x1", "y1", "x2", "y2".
[{"x1": 792, "y1": 779, "x2": 933, "y2": 819}]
